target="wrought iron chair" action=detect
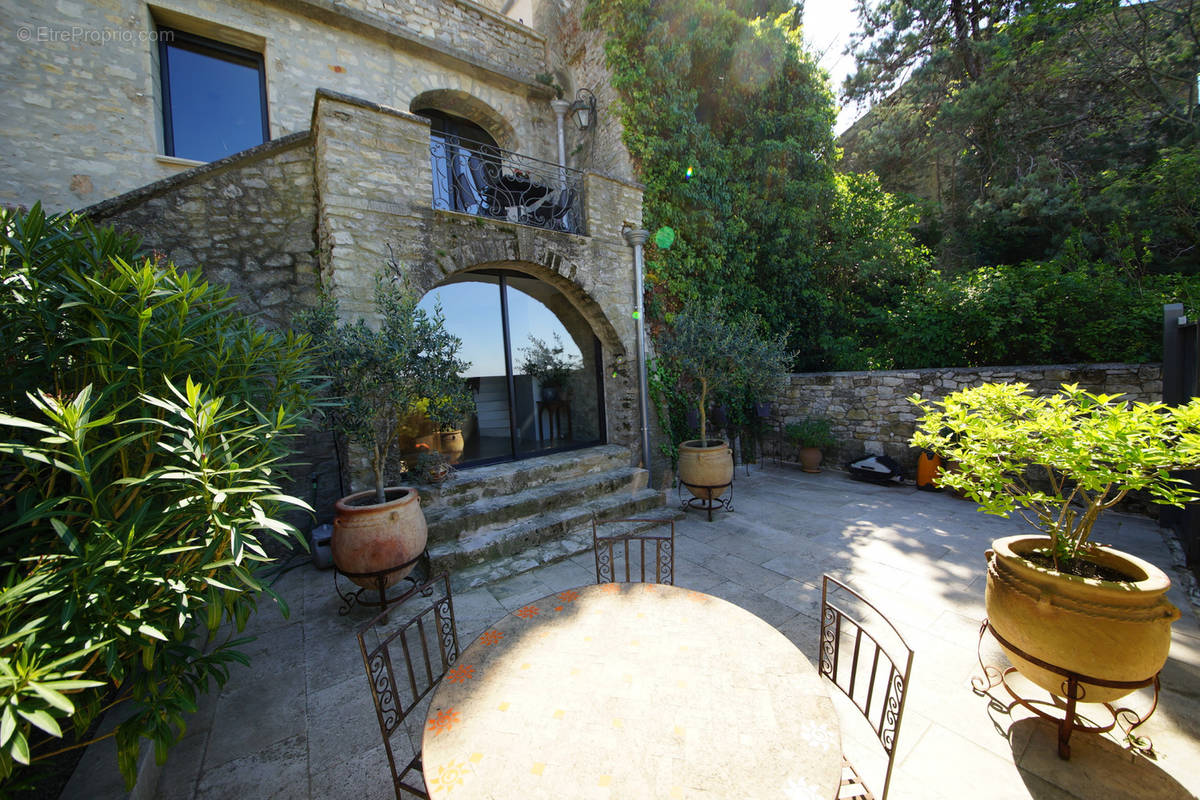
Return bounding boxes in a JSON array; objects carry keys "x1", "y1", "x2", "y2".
[
  {"x1": 592, "y1": 517, "x2": 675, "y2": 585},
  {"x1": 357, "y1": 572, "x2": 460, "y2": 799},
  {"x1": 818, "y1": 575, "x2": 914, "y2": 800}
]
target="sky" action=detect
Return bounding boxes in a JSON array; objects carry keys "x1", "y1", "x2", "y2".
[{"x1": 802, "y1": 0, "x2": 867, "y2": 135}]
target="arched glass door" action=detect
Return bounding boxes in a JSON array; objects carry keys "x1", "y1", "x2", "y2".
[{"x1": 418, "y1": 270, "x2": 605, "y2": 466}]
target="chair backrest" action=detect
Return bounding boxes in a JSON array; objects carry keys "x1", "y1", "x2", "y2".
[
  {"x1": 357, "y1": 573, "x2": 460, "y2": 785},
  {"x1": 592, "y1": 518, "x2": 675, "y2": 585},
  {"x1": 819, "y1": 575, "x2": 914, "y2": 800}
]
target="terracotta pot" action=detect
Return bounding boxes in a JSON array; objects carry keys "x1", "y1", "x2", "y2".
[
  {"x1": 332, "y1": 487, "x2": 428, "y2": 589},
  {"x1": 677, "y1": 439, "x2": 733, "y2": 500},
  {"x1": 985, "y1": 534, "x2": 1180, "y2": 703},
  {"x1": 439, "y1": 429, "x2": 464, "y2": 463},
  {"x1": 798, "y1": 446, "x2": 823, "y2": 473}
]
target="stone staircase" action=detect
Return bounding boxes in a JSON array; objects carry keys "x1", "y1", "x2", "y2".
[{"x1": 417, "y1": 445, "x2": 673, "y2": 589}]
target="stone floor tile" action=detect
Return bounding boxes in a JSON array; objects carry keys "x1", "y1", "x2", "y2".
[
  {"x1": 891, "y1": 721, "x2": 1040, "y2": 800},
  {"x1": 700, "y1": 552, "x2": 791, "y2": 592},
  {"x1": 306, "y1": 673, "x2": 382, "y2": 770},
  {"x1": 703, "y1": 581, "x2": 802, "y2": 629},
  {"x1": 193, "y1": 733, "x2": 309, "y2": 800},
  {"x1": 1017, "y1": 716, "x2": 1197, "y2": 800},
  {"x1": 204, "y1": 669, "x2": 307, "y2": 770},
  {"x1": 309, "y1": 742, "x2": 395, "y2": 799},
  {"x1": 672, "y1": 556, "x2": 727, "y2": 592},
  {"x1": 528, "y1": 556, "x2": 595, "y2": 592}
]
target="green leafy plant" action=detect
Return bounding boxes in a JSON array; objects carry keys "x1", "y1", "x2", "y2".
[
  {"x1": 518, "y1": 333, "x2": 581, "y2": 391},
  {"x1": 297, "y1": 275, "x2": 473, "y2": 504},
  {"x1": 784, "y1": 418, "x2": 834, "y2": 450},
  {"x1": 910, "y1": 382, "x2": 1200, "y2": 573},
  {"x1": 411, "y1": 450, "x2": 452, "y2": 484},
  {"x1": 654, "y1": 298, "x2": 790, "y2": 447},
  {"x1": 0, "y1": 204, "x2": 317, "y2": 789}
]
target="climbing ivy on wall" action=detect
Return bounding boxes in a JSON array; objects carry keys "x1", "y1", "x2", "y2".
[{"x1": 584, "y1": 0, "x2": 935, "y2": 370}]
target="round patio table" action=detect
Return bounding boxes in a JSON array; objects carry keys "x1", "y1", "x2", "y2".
[{"x1": 422, "y1": 582, "x2": 841, "y2": 799}]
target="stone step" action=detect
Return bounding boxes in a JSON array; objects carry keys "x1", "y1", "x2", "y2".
[
  {"x1": 437, "y1": 492, "x2": 678, "y2": 590},
  {"x1": 417, "y1": 444, "x2": 633, "y2": 511},
  {"x1": 425, "y1": 465, "x2": 649, "y2": 545}
]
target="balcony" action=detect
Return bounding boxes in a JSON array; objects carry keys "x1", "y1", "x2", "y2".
[{"x1": 430, "y1": 135, "x2": 587, "y2": 235}]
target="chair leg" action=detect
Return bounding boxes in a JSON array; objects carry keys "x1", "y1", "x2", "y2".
[
  {"x1": 839, "y1": 755, "x2": 875, "y2": 799},
  {"x1": 396, "y1": 752, "x2": 429, "y2": 799}
]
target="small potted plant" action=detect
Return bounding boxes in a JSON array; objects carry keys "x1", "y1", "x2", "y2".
[
  {"x1": 911, "y1": 382, "x2": 1198, "y2": 704},
  {"x1": 784, "y1": 417, "x2": 835, "y2": 473},
  {"x1": 297, "y1": 274, "x2": 473, "y2": 588},
  {"x1": 519, "y1": 332, "x2": 581, "y2": 402},
  {"x1": 656, "y1": 298, "x2": 790, "y2": 504},
  {"x1": 412, "y1": 450, "x2": 453, "y2": 484}
]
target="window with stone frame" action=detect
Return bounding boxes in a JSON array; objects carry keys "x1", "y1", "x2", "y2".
[{"x1": 158, "y1": 27, "x2": 269, "y2": 162}]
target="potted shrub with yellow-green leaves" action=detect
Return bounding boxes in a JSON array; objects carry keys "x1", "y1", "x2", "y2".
[
  {"x1": 910, "y1": 382, "x2": 1199, "y2": 703},
  {"x1": 298, "y1": 275, "x2": 473, "y2": 590},
  {"x1": 656, "y1": 298, "x2": 790, "y2": 503},
  {"x1": 784, "y1": 417, "x2": 835, "y2": 473}
]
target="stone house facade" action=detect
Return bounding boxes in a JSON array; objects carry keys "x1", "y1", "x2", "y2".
[{"x1": 2, "y1": 0, "x2": 656, "y2": 522}]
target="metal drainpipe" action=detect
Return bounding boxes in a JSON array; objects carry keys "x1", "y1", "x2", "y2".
[
  {"x1": 550, "y1": 98, "x2": 570, "y2": 190},
  {"x1": 623, "y1": 227, "x2": 653, "y2": 484}
]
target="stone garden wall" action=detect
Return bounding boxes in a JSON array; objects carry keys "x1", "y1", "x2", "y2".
[{"x1": 771, "y1": 363, "x2": 1163, "y2": 472}]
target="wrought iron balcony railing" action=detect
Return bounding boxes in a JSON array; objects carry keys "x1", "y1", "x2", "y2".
[{"x1": 430, "y1": 134, "x2": 586, "y2": 235}]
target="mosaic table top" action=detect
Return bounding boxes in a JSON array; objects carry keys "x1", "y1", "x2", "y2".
[{"x1": 422, "y1": 582, "x2": 841, "y2": 800}]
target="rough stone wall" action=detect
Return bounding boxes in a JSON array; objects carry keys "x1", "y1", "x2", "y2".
[
  {"x1": 771, "y1": 363, "x2": 1163, "y2": 472},
  {"x1": 347, "y1": 0, "x2": 544, "y2": 72},
  {"x1": 1, "y1": 0, "x2": 552, "y2": 210},
  {"x1": 312, "y1": 90, "x2": 645, "y2": 489},
  {"x1": 86, "y1": 135, "x2": 321, "y2": 329}
]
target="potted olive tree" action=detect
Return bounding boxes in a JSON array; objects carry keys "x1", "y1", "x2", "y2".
[
  {"x1": 911, "y1": 382, "x2": 1198, "y2": 704},
  {"x1": 785, "y1": 417, "x2": 835, "y2": 473},
  {"x1": 298, "y1": 275, "x2": 473, "y2": 588},
  {"x1": 656, "y1": 299, "x2": 790, "y2": 503},
  {"x1": 519, "y1": 332, "x2": 581, "y2": 402}
]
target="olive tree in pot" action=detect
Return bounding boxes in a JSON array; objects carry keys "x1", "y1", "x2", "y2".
[
  {"x1": 298, "y1": 276, "x2": 473, "y2": 588},
  {"x1": 519, "y1": 332, "x2": 581, "y2": 403},
  {"x1": 911, "y1": 382, "x2": 1200, "y2": 704},
  {"x1": 657, "y1": 299, "x2": 789, "y2": 502}
]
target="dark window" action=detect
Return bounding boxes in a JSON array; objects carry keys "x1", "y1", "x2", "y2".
[
  {"x1": 415, "y1": 109, "x2": 499, "y2": 214},
  {"x1": 159, "y1": 28, "x2": 269, "y2": 162}
]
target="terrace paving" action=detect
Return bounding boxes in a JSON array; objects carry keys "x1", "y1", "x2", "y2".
[{"x1": 66, "y1": 465, "x2": 1200, "y2": 800}]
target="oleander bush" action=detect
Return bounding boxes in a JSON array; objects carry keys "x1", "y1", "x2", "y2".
[{"x1": 0, "y1": 205, "x2": 318, "y2": 789}]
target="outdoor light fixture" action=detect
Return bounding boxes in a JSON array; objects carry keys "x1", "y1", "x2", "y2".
[{"x1": 569, "y1": 89, "x2": 597, "y2": 130}]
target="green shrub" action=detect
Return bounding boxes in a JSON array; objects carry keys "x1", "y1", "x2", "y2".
[
  {"x1": 653, "y1": 297, "x2": 790, "y2": 448},
  {"x1": 0, "y1": 205, "x2": 317, "y2": 788},
  {"x1": 784, "y1": 418, "x2": 834, "y2": 450},
  {"x1": 881, "y1": 250, "x2": 1200, "y2": 369}
]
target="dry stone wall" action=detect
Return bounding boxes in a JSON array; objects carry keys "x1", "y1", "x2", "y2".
[
  {"x1": 346, "y1": 0, "x2": 545, "y2": 73},
  {"x1": 1, "y1": 0, "x2": 551, "y2": 210},
  {"x1": 772, "y1": 363, "x2": 1163, "y2": 471},
  {"x1": 86, "y1": 135, "x2": 321, "y2": 329}
]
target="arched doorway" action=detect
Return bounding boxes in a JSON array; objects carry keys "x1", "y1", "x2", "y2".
[{"x1": 418, "y1": 269, "x2": 606, "y2": 466}]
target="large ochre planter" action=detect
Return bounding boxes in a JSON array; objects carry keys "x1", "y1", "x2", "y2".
[
  {"x1": 798, "y1": 446, "x2": 823, "y2": 473},
  {"x1": 677, "y1": 439, "x2": 733, "y2": 500},
  {"x1": 985, "y1": 534, "x2": 1180, "y2": 703},
  {"x1": 332, "y1": 487, "x2": 427, "y2": 589}
]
